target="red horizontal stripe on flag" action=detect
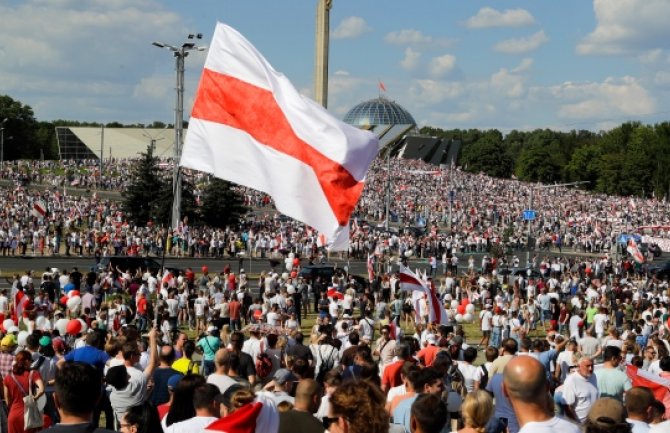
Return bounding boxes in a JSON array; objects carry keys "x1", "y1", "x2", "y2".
[
  {"x1": 399, "y1": 273, "x2": 422, "y2": 285},
  {"x1": 192, "y1": 68, "x2": 363, "y2": 226}
]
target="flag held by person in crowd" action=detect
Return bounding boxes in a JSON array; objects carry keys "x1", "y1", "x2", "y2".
[
  {"x1": 181, "y1": 22, "x2": 379, "y2": 251},
  {"x1": 367, "y1": 253, "x2": 375, "y2": 282},
  {"x1": 627, "y1": 238, "x2": 645, "y2": 263},
  {"x1": 398, "y1": 265, "x2": 449, "y2": 324},
  {"x1": 626, "y1": 365, "x2": 670, "y2": 404}
]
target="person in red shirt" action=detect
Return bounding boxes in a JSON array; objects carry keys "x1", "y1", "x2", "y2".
[
  {"x1": 136, "y1": 292, "x2": 148, "y2": 331},
  {"x1": 417, "y1": 334, "x2": 440, "y2": 367},
  {"x1": 381, "y1": 342, "x2": 413, "y2": 393},
  {"x1": 228, "y1": 298, "x2": 241, "y2": 332}
]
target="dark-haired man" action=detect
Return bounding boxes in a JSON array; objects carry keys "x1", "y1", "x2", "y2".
[
  {"x1": 410, "y1": 393, "x2": 447, "y2": 433},
  {"x1": 41, "y1": 362, "x2": 117, "y2": 432}
]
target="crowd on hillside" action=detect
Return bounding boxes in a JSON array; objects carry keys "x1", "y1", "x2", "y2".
[
  {"x1": 1, "y1": 158, "x2": 670, "y2": 266},
  {"x1": 0, "y1": 248, "x2": 669, "y2": 432}
]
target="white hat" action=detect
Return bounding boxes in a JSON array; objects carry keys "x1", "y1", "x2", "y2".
[
  {"x1": 426, "y1": 334, "x2": 437, "y2": 345},
  {"x1": 207, "y1": 325, "x2": 218, "y2": 333}
]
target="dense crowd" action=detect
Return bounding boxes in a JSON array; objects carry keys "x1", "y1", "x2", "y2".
[
  {"x1": 1, "y1": 157, "x2": 670, "y2": 267},
  {"x1": 0, "y1": 245, "x2": 668, "y2": 433}
]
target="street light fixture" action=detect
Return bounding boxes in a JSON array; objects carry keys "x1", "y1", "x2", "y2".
[{"x1": 152, "y1": 33, "x2": 206, "y2": 229}]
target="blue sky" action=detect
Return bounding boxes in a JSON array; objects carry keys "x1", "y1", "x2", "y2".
[{"x1": 2, "y1": 0, "x2": 670, "y2": 132}]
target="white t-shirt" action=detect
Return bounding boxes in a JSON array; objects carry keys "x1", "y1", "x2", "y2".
[
  {"x1": 164, "y1": 416, "x2": 218, "y2": 433},
  {"x1": 562, "y1": 373, "x2": 598, "y2": 423},
  {"x1": 456, "y1": 361, "x2": 479, "y2": 393},
  {"x1": 480, "y1": 310, "x2": 493, "y2": 331},
  {"x1": 518, "y1": 416, "x2": 581, "y2": 433}
]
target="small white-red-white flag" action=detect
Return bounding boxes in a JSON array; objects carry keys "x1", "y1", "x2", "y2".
[
  {"x1": 181, "y1": 23, "x2": 379, "y2": 251},
  {"x1": 398, "y1": 265, "x2": 449, "y2": 324},
  {"x1": 32, "y1": 200, "x2": 47, "y2": 218}
]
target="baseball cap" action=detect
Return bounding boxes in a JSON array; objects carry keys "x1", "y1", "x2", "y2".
[
  {"x1": 426, "y1": 334, "x2": 437, "y2": 345},
  {"x1": 207, "y1": 325, "x2": 218, "y2": 333},
  {"x1": 167, "y1": 373, "x2": 184, "y2": 390},
  {"x1": 587, "y1": 397, "x2": 627, "y2": 426},
  {"x1": 273, "y1": 368, "x2": 297, "y2": 385},
  {"x1": 1, "y1": 334, "x2": 17, "y2": 348}
]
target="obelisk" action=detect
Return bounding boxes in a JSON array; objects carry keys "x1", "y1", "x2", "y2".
[{"x1": 314, "y1": 0, "x2": 332, "y2": 108}]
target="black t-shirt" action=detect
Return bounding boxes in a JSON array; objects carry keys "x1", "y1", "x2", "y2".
[
  {"x1": 236, "y1": 350, "x2": 256, "y2": 378},
  {"x1": 286, "y1": 343, "x2": 313, "y2": 363},
  {"x1": 278, "y1": 410, "x2": 324, "y2": 433},
  {"x1": 151, "y1": 367, "x2": 179, "y2": 405}
]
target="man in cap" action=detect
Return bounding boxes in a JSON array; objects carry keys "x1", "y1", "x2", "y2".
[
  {"x1": 0, "y1": 334, "x2": 17, "y2": 378},
  {"x1": 197, "y1": 325, "x2": 221, "y2": 376},
  {"x1": 258, "y1": 368, "x2": 297, "y2": 405},
  {"x1": 417, "y1": 334, "x2": 439, "y2": 367},
  {"x1": 583, "y1": 397, "x2": 630, "y2": 433}
]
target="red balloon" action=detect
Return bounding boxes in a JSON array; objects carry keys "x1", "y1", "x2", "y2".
[
  {"x1": 66, "y1": 319, "x2": 82, "y2": 335},
  {"x1": 457, "y1": 305, "x2": 466, "y2": 315},
  {"x1": 293, "y1": 258, "x2": 299, "y2": 266},
  {"x1": 290, "y1": 271, "x2": 297, "y2": 278},
  {"x1": 461, "y1": 298, "x2": 470, "y2": 306},
  {"x1": 202, "y1": 265, "x2": 209, "y2": 273},
  {"x1": 69, "y1": 290, "x2": 80, "y2": 298},
  {"x1": 60, "y1": 296, "x2": 69, "y2": 306}
]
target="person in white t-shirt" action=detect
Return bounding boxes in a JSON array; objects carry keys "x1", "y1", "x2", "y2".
[
  {"x1": 164, "y1": 383, "x2": 220, "y2": 433},
  {"x1": 562, "y1": 356, "x2": 598, "y2": 423},
  {"x1": 503, "y1": 356, "x2": 581, "y2": 433}
]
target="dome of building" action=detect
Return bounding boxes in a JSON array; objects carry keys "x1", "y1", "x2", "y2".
[{"x1": 343, "y1": 97, "x2": 416, "y2": 127}]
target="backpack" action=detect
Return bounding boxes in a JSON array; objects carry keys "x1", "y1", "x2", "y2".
[
  {"x1": 316, "y1": 345, "x2": 337, "y2": 383},
  {"x1": 448, "y1": 363, "x2": 468, "y2": 398},
  {"x1": 255, "y1": 341, "x2": 273, "y2": 378},
  {"x1": 478, "y1": 364, "x2": 489, "y2": 391}
]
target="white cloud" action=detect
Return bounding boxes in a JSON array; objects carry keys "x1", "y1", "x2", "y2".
[
  {"x1": 550, "y1": 76, "x2": 656, "y2": 119},
  {"x1": 401, "y1": 47, "x2": 421, "y2": 70},
  {"x1": 332, "y1": 16, "x2": 372, "y2": 39},
  {"x1": 512, "y1": 58, "x2": 534, "y2": 73},
  {"x1": 384, "y1": 29, "x2": 431, "y2": 45},
  {"x1": 494, "y1": 31, "x2": 548, "y2": 54},
  {"x1": 465, "y1": 7, "x2": 535, "y2": 29},
  {"x1": 408, "y1": 80, "x2": 463, "y2": 104},
  {"x1": 577, "y1": 0, "x2": 670, "y2": 55},
  {"x1": 491, "y1": 68, "x2": 525, "y2": 98},
  {"x1": 429, "y1": 54, "x2": 456, "y2": 78}
]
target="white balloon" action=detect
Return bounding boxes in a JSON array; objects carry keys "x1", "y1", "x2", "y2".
[
  {"x1": 2, "y1": 319, "x2": 14, "y2": 331},
  {"x1": 36, "y1": 316, "x2": 47, "y2": 329},
  {"x1": 455, "y1": 314, "x2": 464, "y2": 323},
  {"x1": 67, "y1": 296, "x2": 82, "y2": 311},
  {"x1": 463, "y1": 313, "x2": 474, "y2": 323},
  {"x1": 17, "y1": 331, "x2": 29, "y2": 347},
  {"x1": 78, "y1": 318, "x2": 88, "y2": 333},
  {"x1": 450, "y1": 300, "x2": 459, "y2": 310},
  {"x1": 55, "y1": 318, "x2": 69, "y2": 335},
  {"x1": 404, "y1": 250, "x2": 414, "y2": 258},
  {"x1": 465, "y1": 304, "x2": 475, "y2": 314}
]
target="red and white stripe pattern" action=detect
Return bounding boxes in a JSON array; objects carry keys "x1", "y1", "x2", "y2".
[
  {"x1": 627, "y1": 238, "x2": 645, "y2": 263},
  {"x1": 181, "y1": 23, "x2": 378, "y2": 251},
  {"x1": 626, "y1": 365, "x2": 670, "y2": 404},
  {"x1": 398, "y1": 265, "x2": 449, "y2": 324}
]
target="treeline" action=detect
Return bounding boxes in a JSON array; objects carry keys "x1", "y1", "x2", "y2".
[
  {"x1": 420, "y1": 121, "x2": 670, "y2": 198},
  {"x1": 0, "y1": 94, "x2": 173, "y2": 160}
]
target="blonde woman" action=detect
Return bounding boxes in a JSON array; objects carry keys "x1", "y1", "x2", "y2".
[{"x1": 456, "y1": 390, "x2": 493, "y2": 433}]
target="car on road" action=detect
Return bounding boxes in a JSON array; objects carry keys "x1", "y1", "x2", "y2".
[
  {"x1": 648, "y1": 261, "x2": 670, "y2": 279},
  {"x1": 299, "y1": 264, "x2": 335, "y2": 282}
]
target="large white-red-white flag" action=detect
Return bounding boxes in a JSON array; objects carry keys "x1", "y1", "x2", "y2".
[
  {"x1": 398, "y1": 265, "x2": 449, "y2": 324},
  {"x1": 627, "y1": 238, "x2": 645, "y2": 264},
  {"x1": 181, "y1": 23, "x2": 379, "y2": 251},
  {"x1": 626, "y1": 365, "x2": 670, "y2": 405}
]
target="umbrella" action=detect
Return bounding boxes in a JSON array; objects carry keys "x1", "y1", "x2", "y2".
[{"x1": 241, "y1": 323, "x2": 290, "y2": 336}]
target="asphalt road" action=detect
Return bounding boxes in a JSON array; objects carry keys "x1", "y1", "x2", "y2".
[{"x1": 0, "y1": 247, "x2": 617, "y2": 279}]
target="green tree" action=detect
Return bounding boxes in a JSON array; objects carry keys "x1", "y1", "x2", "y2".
[
  {"x1": 122, "y1": 145, "x2": 163, "y2": 225},
  {"x1": 199, "y1": 179, "x2": 249, "y2": 228},
  {"x1": 0, "y1": 95, "x2": 41, "y2": 160},
  {"x1": 153, "y1": 175, "x2": 198, "y2": 227},
  {"x1": 460, "y1": 131, "x2": 513, "y2": 178}
]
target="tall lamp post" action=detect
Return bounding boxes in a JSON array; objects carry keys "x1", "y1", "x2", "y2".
[
  {"x1": 152, "y1": 34, "x2": 206, "y2": 229},
  {"x1": 0, "y1": 118, "x2": 8, "y2": 170}
]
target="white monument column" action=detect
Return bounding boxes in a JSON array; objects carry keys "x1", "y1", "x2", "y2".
[{"x1": 314, "y1": 0, "x2": 332, "y2": 108}]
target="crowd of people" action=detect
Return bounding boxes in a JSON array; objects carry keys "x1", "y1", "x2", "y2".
[
  {"x1": 0, "y1": 244, "x2": 667, "y2": 433},
  {"x1": 1, "y1": 157, "x2": 670, "y2": 262}
]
